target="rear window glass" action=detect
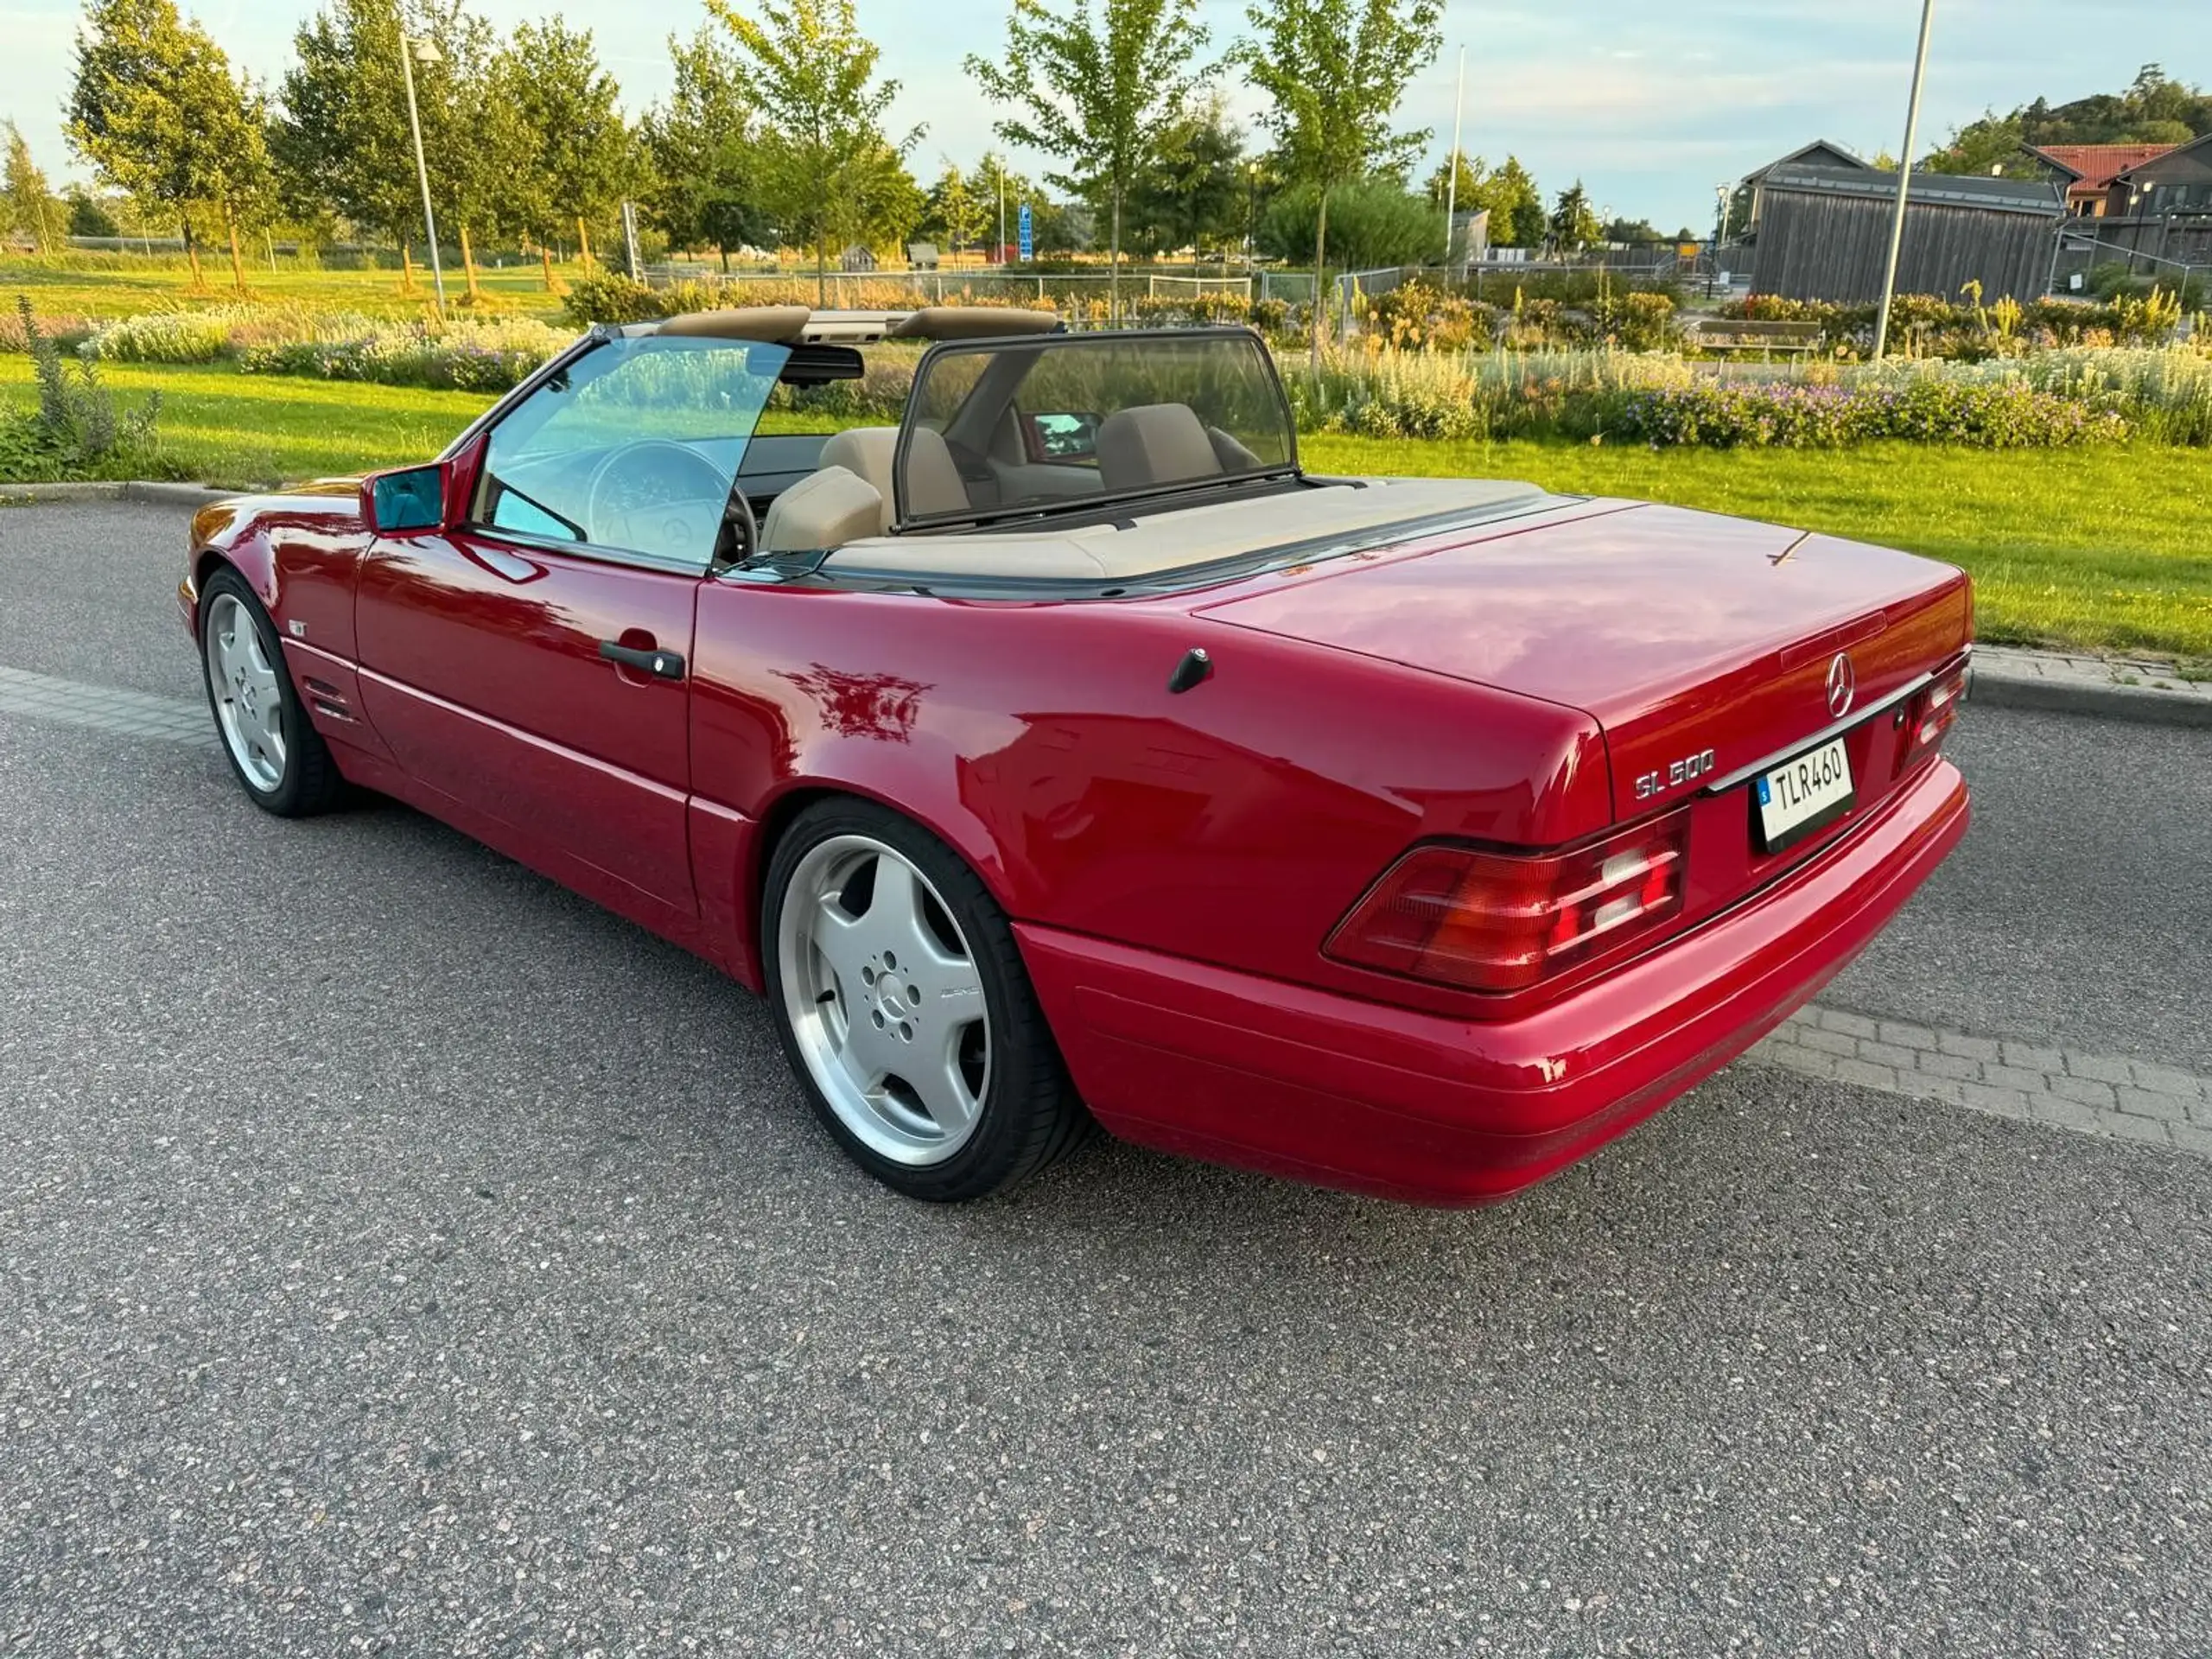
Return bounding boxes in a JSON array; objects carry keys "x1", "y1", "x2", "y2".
[{"x1": 898, "y1": 331, "x2": 1297, "y2": 526}]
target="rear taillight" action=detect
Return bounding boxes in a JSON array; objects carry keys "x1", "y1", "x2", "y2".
[
  {"x1": 1325, "y1": 812, "x2": 1690, "y2": 994},
  {"x1": 1902, "y1": 656, "x2": 1969, "y2": 766}
]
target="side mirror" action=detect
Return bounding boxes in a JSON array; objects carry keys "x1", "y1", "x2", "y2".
[{"x1": 362, "y1": 461, "x2": 451, "y2": 535}]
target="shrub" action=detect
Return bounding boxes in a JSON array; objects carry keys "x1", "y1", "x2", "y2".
[
  {"x1": 0, "y1": 297, "x2": 175, "y2": 481},
  {"x1": 559, "y1": 269, "x2": 663, "y2": 327},
  {"x1": 79, "y1": 307, "x2": 240, "y2": 363},
  {"x1": 1603, "y1": 376, "x2": 2133, "y2": 449}
]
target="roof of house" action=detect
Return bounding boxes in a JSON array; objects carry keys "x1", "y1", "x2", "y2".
[
  {"x1": 2109, "y1": 130, "x2": 2212, "y2": 183},
  {"x1": 2028, "y1": 143, "x2": 2183, "y2": 188},
  {"x1": 1762, "y1": 163, "x2": 2067, "y2": 218},
  {"x1": 1746, "y1": 140, "x2": 1874, "y2": 184}
]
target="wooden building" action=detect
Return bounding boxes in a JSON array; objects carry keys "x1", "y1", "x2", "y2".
[{"x1": 1747, "y1": 163, "x2": 2066, "y2": 303}]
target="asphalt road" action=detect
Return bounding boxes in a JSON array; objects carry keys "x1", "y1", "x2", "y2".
[{"x1": 3, "y1": 499, "x2": 2210, "y2": 1656}]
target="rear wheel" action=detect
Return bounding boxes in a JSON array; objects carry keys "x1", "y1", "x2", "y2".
[
  {"x1": 199, "y1": 568, "x2": 344, "y2": 817},
  {"x1": 763, "y1": 798, "x2": 1092, "y2": 1201}
]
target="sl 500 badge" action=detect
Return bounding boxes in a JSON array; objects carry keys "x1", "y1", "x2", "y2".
[{"x1": 1636, "y1": 748, "x2": 1717, "y2": 800}]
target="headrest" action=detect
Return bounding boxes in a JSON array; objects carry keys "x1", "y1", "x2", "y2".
[{"x1": 1096, "y1": 403, "x2": 1224, "y2": 493}]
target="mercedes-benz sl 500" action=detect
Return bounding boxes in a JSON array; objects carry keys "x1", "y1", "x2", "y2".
[{"x1": 181, "y1": 306, "x2": 1971, "y2": 1205}]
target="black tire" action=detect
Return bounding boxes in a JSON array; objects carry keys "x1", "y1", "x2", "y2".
[
  {"x1": 761, "y1": 797, "x2": 1095, "y2": 1202},
  {"x1": 198, "y1": 566, "x2": 346, "y2": 817}
]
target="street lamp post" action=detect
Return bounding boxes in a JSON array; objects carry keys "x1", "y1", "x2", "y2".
[
  {"x1": 1872, "y1": 0, "x2": 1937, "y2": 361},
  {"x1": 398, "y1": 33, "x2": 447, "y2": 314}
]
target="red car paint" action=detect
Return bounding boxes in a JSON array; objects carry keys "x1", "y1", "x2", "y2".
[{"x1": 183, "y1": 454, "x2": 1972, "y2": 1205}]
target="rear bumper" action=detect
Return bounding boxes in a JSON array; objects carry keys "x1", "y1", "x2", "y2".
[{"x1": 1017, "y1": 757, "x2": 1970, "y2": 1206}]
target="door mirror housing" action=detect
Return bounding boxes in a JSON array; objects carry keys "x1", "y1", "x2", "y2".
[
  {"x1": 1022, "y1": 410, "x2": 1103, "y2": 462},
  {"x1": 363, "y1": 462, "x2": 452, "y2": 535}
]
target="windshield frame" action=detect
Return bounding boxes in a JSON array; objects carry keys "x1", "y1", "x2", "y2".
[{"x1": 888, "y1": 326, "x2": 1302, "y2": 534}]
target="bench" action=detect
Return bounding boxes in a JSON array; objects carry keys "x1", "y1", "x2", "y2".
[{"x1": 1682, "y1": 318, "x2": 1826, "y2": 355}]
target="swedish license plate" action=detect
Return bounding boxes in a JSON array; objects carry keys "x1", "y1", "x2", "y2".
[{"x1": 1755, "y1": 736, "x2": 1854, "y2": 852}]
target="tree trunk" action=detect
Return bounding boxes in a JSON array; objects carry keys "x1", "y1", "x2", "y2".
[
  {"x1": 718, "y1": 244, "x2": 730, "y2": 274},
  {"x1": 1109, "y1": 184, "x2": 1123, "y2": 326},
  {"x1": 225, "y1": 204, "x2": 248, "y2": 296},
  {"x1": 815, "y1": 235, "x2": 828, "y2": 308},
  {"x1": 576, "y1": 216, "x2": 593, "y2": 265},
  {"x1": 540, "y1": 245, "x2": 561, "y2": 293},
  {"x1": 1310, "y1": 186, "x2": 1331, "y2": 367},
  {"x1": 181, "y1": 217, "x2": 205, "y2": 290},
  {"x1": 401, "y1": 241, "x2": 416, "y2": 293},
  {"x1": 459, "y1": 223, "x2": 481, "y2": 301}
]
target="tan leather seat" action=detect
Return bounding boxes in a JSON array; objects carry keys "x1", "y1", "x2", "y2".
[
  {"x1": 819, "y1": 426, "x2": 969, "y2": 530},
  {"x1": 1096, "y1": 403, "x2": 1224, "y2": 493},
  {"x1": 760, "y1": 466, "x2": 882, "y2": 553}
]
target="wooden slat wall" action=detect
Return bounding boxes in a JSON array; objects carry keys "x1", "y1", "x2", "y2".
[{"x1": 1751, "y1": 190, "x2": 2058, "y2": 302}]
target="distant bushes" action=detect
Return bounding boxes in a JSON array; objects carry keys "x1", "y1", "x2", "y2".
[
  {"x1": 1287, "y1": 343, "x2": 2208, "y2": 449},
  {"x1": 1605, "y1": 378, "x2": 2135, "y2": 450},
  {"x1": 1719, "y1": 289, "x2": 2192, "y2": 358}
]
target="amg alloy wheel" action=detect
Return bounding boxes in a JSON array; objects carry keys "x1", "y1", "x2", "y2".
[
  {"x1": 198, "y1": 568, "x2": 344, "y2": 817},
  {"x1": 764, "y1": 800, "x2": 1092, "y2": 1200}
]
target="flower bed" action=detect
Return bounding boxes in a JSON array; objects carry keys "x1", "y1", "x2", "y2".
[{"x1": 1603, "y1": 378, "x2": 2133, "y2": 449}]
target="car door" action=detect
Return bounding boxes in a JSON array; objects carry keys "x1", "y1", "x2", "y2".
[{"x1": 354, "y1": 332, "x2": 786, "y2": 916}]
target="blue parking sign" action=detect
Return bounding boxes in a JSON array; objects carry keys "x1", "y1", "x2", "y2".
[{"x1": 1018, "y1": 202, "x2": 1033, "y2": 263}]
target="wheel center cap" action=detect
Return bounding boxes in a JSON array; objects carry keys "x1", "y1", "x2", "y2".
[{"x1": 879, "y1": 984, "x2": 912, "y2": 1020}]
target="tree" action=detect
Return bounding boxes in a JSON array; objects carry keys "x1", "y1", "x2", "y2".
[
  {"x1": 3, "y1": 122, "x2": 61, "y2": 254},
  {"x1": 1231, "y1": 0, "x2": 1442, "y2": 359},
  {"x1": 965, "y1": 0, "x2": 1212, "y2": 321},
  {"x1": 1122, "y1": 94, "x2": 1247, "y2": 258},
  {"x1": 1256, "y1": 177, "x2": 1433, "y2": 267},
  {"x1": 1602, "y1": 214, "x2": 1662, "y2": 245},
  {"x1": 1926, "y1": 63, "x2": 2210, "y2": 175},
  {"x1": 495, "y1": 18, "x2": 637, "y2": 287},
  {"x1": 67, "y1": 0, "x2": 275, "y2": 291},
  {"x1": 639, "y1": 26, "x2": 773, "y2": 266},
  {"x1": 275, "y1": 0, "x2": 492, "y2": 296},
  {"x1": 1473, "y1": 154, "x2": 1545, "y2": 247},
  {"x1": 709, "y1": 0, "x2": 921, "y2": 301},
  {"x1": 1546, "y1": 180, "x2": 1599, "y2": 252},
  {"x1": 1421, "y1": 150, "x2": 1482, "y2": 211},
  {"x1": 922, "y1": 162, "x2": 988, "y2": 255},
  {"x1": 66, "y1": 187, "x2": 123, "y2": 239}
]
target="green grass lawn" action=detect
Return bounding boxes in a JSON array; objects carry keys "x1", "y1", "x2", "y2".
[
  {"x1": 6, "y1": 357, "x2": 2209, "y2": 664},
  {"x1": 3, "y1": 256, "x2": 575, "y2": 322}
]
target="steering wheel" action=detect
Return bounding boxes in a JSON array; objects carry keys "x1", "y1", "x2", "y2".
[{"x1": 584, "y1": 440, "x2": 740, "y2": 561}]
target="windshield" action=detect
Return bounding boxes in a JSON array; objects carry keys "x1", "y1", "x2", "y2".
[
  {"x1": 475, "y1": 334, "x2": 790, "y2": 562},
  {"x1": 896, "y1": 330, "x2": 1297, "y2": 529}
]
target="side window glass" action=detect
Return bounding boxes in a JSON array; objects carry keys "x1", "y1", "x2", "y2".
[{"x1": 477, "y1": 335, "x2": 790, "y2": 568}]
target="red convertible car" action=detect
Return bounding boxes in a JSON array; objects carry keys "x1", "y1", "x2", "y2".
[{"x1": 182, "y1": 306, "x2": 1972, "y2": 1205}]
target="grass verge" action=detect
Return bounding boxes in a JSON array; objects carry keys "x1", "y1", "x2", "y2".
[{"x1": 4, "y1": 357, "x2": 2207, "y2": 663}]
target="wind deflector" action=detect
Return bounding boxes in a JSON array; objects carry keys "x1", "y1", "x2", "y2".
[{"x1": 893, "y1": 327, "x2": 1300, "y2": 531}]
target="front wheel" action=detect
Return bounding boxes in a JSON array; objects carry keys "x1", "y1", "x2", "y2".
[
  {"x1": 200, "y1": 568, "x2": 345, "y2": 817},
  {"x1": 762, "y1": 799, "x2": 1093, "y2": 1201}
]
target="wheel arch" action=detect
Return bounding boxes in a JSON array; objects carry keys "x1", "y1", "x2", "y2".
[{"x1": 739, "y1": 777, "x2": 1022, "y2": 980}]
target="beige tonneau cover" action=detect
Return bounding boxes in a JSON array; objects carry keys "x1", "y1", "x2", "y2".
[{"x1": 822, "y1": 477, "x2": 1550, "y2": 582}]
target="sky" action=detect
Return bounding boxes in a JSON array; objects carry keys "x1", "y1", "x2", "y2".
[{"x1": 7, "y1": 0, "x2": 2209, "y2": 234}]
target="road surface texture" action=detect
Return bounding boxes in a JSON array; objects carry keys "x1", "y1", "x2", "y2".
[{"x1": 3, "y1": 499, "x2": 2209, "y2": 1656}]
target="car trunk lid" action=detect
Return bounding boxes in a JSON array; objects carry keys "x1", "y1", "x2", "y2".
[{"x1": 1197, "y1": 501, "x2": 1973, "y2": 832}]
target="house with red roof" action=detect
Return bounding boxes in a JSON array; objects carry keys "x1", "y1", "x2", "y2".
[{"x1": 2026, "y1": 143, "x2": 2185, "y2": 217}]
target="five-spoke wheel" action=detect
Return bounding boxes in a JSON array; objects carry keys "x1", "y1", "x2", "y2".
[
  {"x1": 197, "y1": 567, "x2": 344, "y2": 817},
  {"x1": 764, "y1": 800, "x2": 1092, "y2": 1200}
]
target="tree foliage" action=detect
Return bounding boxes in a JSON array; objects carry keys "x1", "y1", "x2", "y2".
[
  {"x1": 493, "y1": 17, "x2": 637, "y2": 251},
  {"x1": 1547, "y1": 181, "x2": 1599, "y2": 252},
  {"x1": 965, "y1": 0, "x2": 1212, "y2": 317},
  {"x1": 3, "y1": 122, "x2": 62, "y2": 253},
  {"x1": 921, "y1": 163, "x2": 989, "y2": 254},
  {"x1": 67, "y1": 0, "x2": 274, "y2": 289},
  {"x1": 709, "y1": 0, "x2": 922, "y2": 293},
  {"x1": 1230, "y1": 0, "x2": 1441, "y2": 354},
  {"x1": 639, "y1": 26, "x2": 772, "y2": 262},
  {"x1": 1123, "y1": 95, "x2": 1248, "y2": 257},
  {"x1": 1256, "y1": 177, "x2": 1433, "y2": 267},
  {"x1": 1927, "y1": 64, "x2": 2212, "y2": 176}
]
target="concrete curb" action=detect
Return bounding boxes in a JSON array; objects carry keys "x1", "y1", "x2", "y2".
[
  {"x1": 0, "y1": 480, "x2": 238, "y2": 508},
  {"x1": 1971, "y1": 648, "x2": 2212, "y2": 731}
]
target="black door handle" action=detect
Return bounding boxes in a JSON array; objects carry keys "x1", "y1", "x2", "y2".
[{"x1": 598, "y1": 639, "x2": 686, "y2": 681}]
